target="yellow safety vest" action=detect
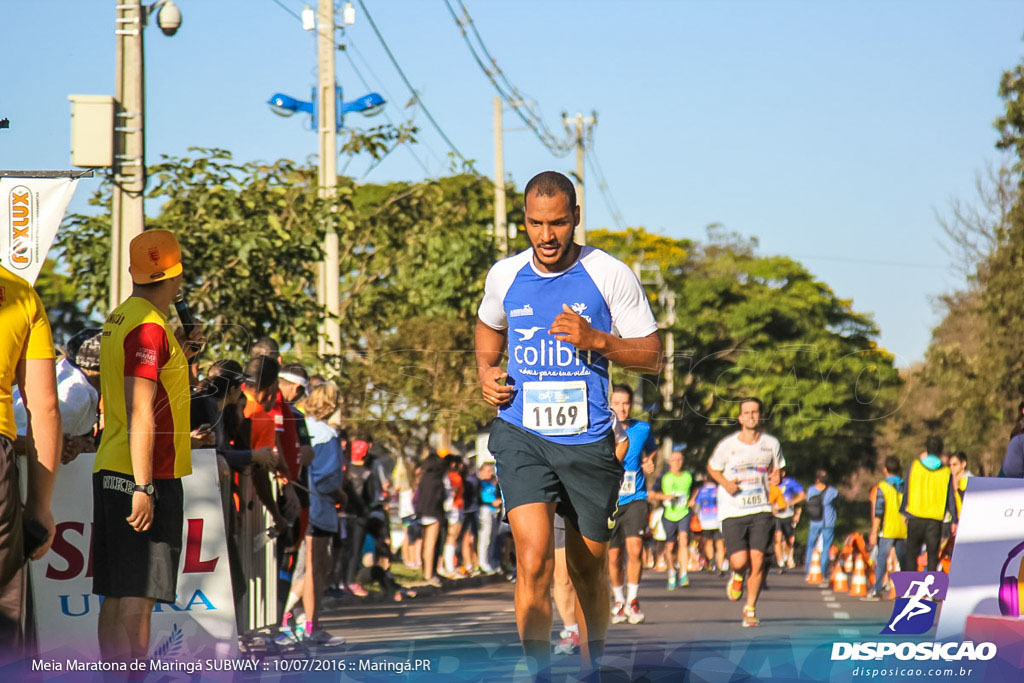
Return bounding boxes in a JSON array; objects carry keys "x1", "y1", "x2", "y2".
[
  {"x1": 905, "y1": 460, "x2": 951, "y2": 521},
  {"x1": 954, "y1": 474, "x2": 970, "y2": 517},
  {"x1": 878, "y1": 480, "x2": 907, "y2": 539}
]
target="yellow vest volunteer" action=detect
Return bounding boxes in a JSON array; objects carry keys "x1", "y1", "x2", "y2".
[
  {"x1": 904, "y1": 459, "x2": 951, "y2": 521},
  {"x1": 877, "y1": 480, "x2": 907, "y2": 539},
  {"x1": 0, "y1": 265, "x2": 55, "y2": 441},
  {"x1": 95, "y1": 297, "x2": 191, "y2": 479}
]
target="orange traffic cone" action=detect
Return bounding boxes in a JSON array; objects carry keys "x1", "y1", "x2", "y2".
[
  {"x1": 844, "y1": 552, "x2": 854, "y2": 574},
  {"x1": 807, "y1": 549, "x2": 823, "y2": 584},
  {"x1": 850, "y1": 555, "x2": 868, "y2": 597},
  {"x1": 832, "y1": 566, "x2": 849, "y2": 592}
]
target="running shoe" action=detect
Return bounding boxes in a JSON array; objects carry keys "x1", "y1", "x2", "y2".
[
  {"x1": 610, "y1": 601, "x2": 628, "y2": 624},
  {"x1": 786, "y1": 558, "x2": 796, "y2": 570},
  {"x1": 553, "y1": 629, "x2": 580, "y2": 655},
  {"x1": 727, "y1": 572, "x2": 745, "y2": 601},
  {"x1": 667, "y1": 571, "x2": 677, "y2": 590},
  {"x1": 626, "y1": 599, "x2": 645, "y2": 624},
  {"x1": 424, "y1": 576, "x2": 442, "y2": 588},
  {"x1": 274, "y1": 624, "x2": 307, "y2": 645},
  {"x1": 860, "y1": 591, "x2": 881, "y2": 602},
  {"x1": 306, "y1": 629, "x2": 347, "y2": 647},
  {"x1": 742, "y1": 606, "x2": 759, "y2": 628},
  {"x1": 678, "y1": 572, "x2": 690, "y2": 587},
  {"x1": 777, "y1": 563, "x2": 785, "y2": 575},
  {"x1": 348, "y1": 582, "x2": 369, "y2": 597}
]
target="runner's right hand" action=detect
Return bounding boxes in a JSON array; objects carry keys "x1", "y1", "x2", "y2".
[{"x1": 479, "y1": 366, "x2": 513, "y2": 407}]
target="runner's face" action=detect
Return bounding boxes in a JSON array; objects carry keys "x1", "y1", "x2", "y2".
[
  {"x1": 525, "y1": 191, "x2": 580, "y2": 271},
  {"x1": 669, "y1": 452, "x2": 683, "y2": 472},
  {"x1": 610, "y1": 390, "x2": 631, "y2": 422},
  {"x1": 949, "y1": 458, "x2": 963, "y2": 476},
  {"x1": 738, "y1": 401, "x2": 760, "y2": 430}
]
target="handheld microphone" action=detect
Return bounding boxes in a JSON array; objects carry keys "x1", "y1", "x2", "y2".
[
  {"x1": 174, "y1": 293, "x2": 197, "y2": 334},
  {"x1": 174, "y1": 293, "x2": 201, "y2": 354}
]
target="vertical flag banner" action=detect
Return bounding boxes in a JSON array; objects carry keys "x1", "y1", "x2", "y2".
[
  {"x1": 0, "y1": 177, "x2": 79, "y2": 285},
  {"x1": 29, "y1": 450, "x2": 239, "y2": 661}
]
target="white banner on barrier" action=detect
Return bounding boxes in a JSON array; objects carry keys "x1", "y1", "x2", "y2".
[
  {"x1": 29, "y1": 449, "x2": 239, "y2": 660},
  {"x1": 0, "y1": 177, "x2": 78, "y2": 285}
]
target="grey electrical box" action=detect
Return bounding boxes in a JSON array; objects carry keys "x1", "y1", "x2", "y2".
[{"x1": 68, "y1": 95, "x2": 114, "y2": 168}]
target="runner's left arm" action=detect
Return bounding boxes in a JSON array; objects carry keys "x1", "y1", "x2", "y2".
[{"x1": 476, "y1": 320, "x2": 514, "y2": 407}]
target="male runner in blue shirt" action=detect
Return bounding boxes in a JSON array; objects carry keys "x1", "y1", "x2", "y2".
[{"x1": 476, "y1": 171, "x2": 662, "y2": 677}]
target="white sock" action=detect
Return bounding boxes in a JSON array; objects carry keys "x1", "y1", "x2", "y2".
[
  {"x1": 443, "y1": 545, "x2": 456, "y2": 572},
  {"x1": 612, "y1": 584, "x2": 625, "y2": 604},
  {"x1": 626, "y1": 583, "x2": 639, "y2": 603}
]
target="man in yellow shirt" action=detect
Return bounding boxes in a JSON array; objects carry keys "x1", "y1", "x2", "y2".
[
  {"x1": 0, "y1": 264, "x2": 61, "y2": 654},
  {"x1": 93, "y1": 230, "x2": 202, "y2": 662}
]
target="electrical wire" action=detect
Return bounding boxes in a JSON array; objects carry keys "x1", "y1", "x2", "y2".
[
  {"x1": 442, "y1": 0, "x2": 574, "y2": 157},
  {"x1": 586, "y1": 148, "x2": 626, "y2": 230},
  {"x1": 354, "y1": 0, "x2": 480, "y2": 175}
]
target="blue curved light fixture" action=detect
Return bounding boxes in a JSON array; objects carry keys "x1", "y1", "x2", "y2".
[{"x1": 266, "y1": 86, "x2": 384, "y2": 131}]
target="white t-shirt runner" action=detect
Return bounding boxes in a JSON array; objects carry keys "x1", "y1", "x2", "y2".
[{"x1": 707, "y1": 431, "x2": 785, "y2": 521}]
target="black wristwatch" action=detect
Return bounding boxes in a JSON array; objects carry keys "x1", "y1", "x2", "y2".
[{"x1": 133, "y1": 483, "x2": 156, "y2": 496}]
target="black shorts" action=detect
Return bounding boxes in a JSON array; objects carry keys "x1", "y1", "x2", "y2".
[
  {"x1": 554, "y1": 513, "x2": 567, "y2": 550},
  {"x1": 489, "y1": 418, "x2": 621, "y2": 543},
  {"x1": 92, "y1": 471, "x2": 184, "y2": 604},
  {"x1": 703, "y1": 528, "x2": 723, "y2": 541},
  {"x1": 609, "y1": 500, "x2": 649, "y2": 548},
  {"x1": 721, "y1": 512, "x2": 774, "y2": 556},
  {"x1": 663, "y1": 514, "x2": 693, "y2": 544},
  {"x1": 773, "y1": 516, "x2": 795, "y2": 540}
]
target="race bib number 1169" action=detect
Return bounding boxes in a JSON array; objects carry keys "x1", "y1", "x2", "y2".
[{"x1": 522, "y1": 381, "x2": 588, "y2": 436}]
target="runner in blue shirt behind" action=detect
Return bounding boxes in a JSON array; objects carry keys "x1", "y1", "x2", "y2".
[
  {"x1": 476, "y1": 171, "x2": 663, "y2": 678},
  {"x1": 607, "y1": 384, "x2": 658, "y2": 625}
]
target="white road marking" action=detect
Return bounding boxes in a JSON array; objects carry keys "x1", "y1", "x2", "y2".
[
  {"x1": 833, "y1": 612, "x2": 851, "y2": 620},
  {"x1": 838, "y1": 628, "x2": 860, "y2": 637},
  {"x1": 825, "y1": 602, "x2": 841, "y2": 609}
]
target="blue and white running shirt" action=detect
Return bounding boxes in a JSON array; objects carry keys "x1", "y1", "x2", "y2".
[{"x1": 477, "y1": 246, "x2": 658, "y2": 445}]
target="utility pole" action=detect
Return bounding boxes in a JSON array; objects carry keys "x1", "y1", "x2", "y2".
[
  {"x1": 318, "y1": 0, "x2": 341, "y2": 355},
  {"x1": 493, "y1": 96, "x2": 508, "y2": 257},
  {"x1": 564, "y1": 111, "x2": 596, "y2": 246},
  {"x1": 112, "y1": 0, "x2": 146, "y2": 309}
]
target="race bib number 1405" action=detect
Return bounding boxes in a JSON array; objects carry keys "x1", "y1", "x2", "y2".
[{"x1": 522, "y1": 381, "x2": 588, "y2": 436}]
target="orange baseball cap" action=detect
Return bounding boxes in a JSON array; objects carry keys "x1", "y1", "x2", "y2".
[{"x1": 129, "y1": 229, "x2": 183, "y2": 284}]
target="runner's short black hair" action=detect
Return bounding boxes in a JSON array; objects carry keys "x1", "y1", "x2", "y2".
[
  {"x1": 611, "y1": 384, "x2": 634, "y2": 402},
  {"x1": 738, "y1": 397, "x2": 763, "y2": 413},
  {"x1": 950, "y1": 451, "x2": 967, "y2": 465},
  {"x1": 884, "y1": 456, "x2": 902, "y2": 475},
  {"x1": 245, "y1": 355, "x2": 279, "y2": 391},
  {"x1": 524, "y1": 171, "x2": 576, "y2": 212},
  {"x1": 815, "y1": 469, "x2": 829, "y2": 484},
  {"x1": 924, "y1": 435, "x2": 944, "y2": 456},
  {"x1": 251, "y1": 336, "x2": 280, "y2": 359}
]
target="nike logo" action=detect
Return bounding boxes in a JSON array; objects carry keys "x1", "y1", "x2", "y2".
[{"x1": 515, "y1": 326, "x2": 544, "y2": 341}]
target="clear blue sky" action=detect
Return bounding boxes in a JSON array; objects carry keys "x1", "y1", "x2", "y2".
[{"x1": 3, "y1": 1, "x2": 1022, "y2": 365}]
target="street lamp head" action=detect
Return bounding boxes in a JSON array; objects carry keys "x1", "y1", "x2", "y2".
[
  {"x1": 340, "y1": 92, "x2": 385, "y2": 116},
  {"x1": 156, "y1": 0, "x2": 182, "y2": 36},
  {"x1": 268, "y1": 93, "x2": 316, "y2": 118}
]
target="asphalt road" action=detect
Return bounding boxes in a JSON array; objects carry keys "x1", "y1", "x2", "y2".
[{"x1": 260, "y1": 566, "x2": 897, "y2": 681}]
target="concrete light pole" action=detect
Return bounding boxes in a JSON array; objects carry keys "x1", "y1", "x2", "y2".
[
  {"x1": 318, "y1": 0, "x2": 341, "y2": 355},
  {"x1": 110, "y1": 0, "x2": 180, "y2": 310}
]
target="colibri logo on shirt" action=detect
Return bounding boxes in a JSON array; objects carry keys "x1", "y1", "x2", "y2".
[{"x1": 882, "y1": 571, "x2": 949, "y2": 635}]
